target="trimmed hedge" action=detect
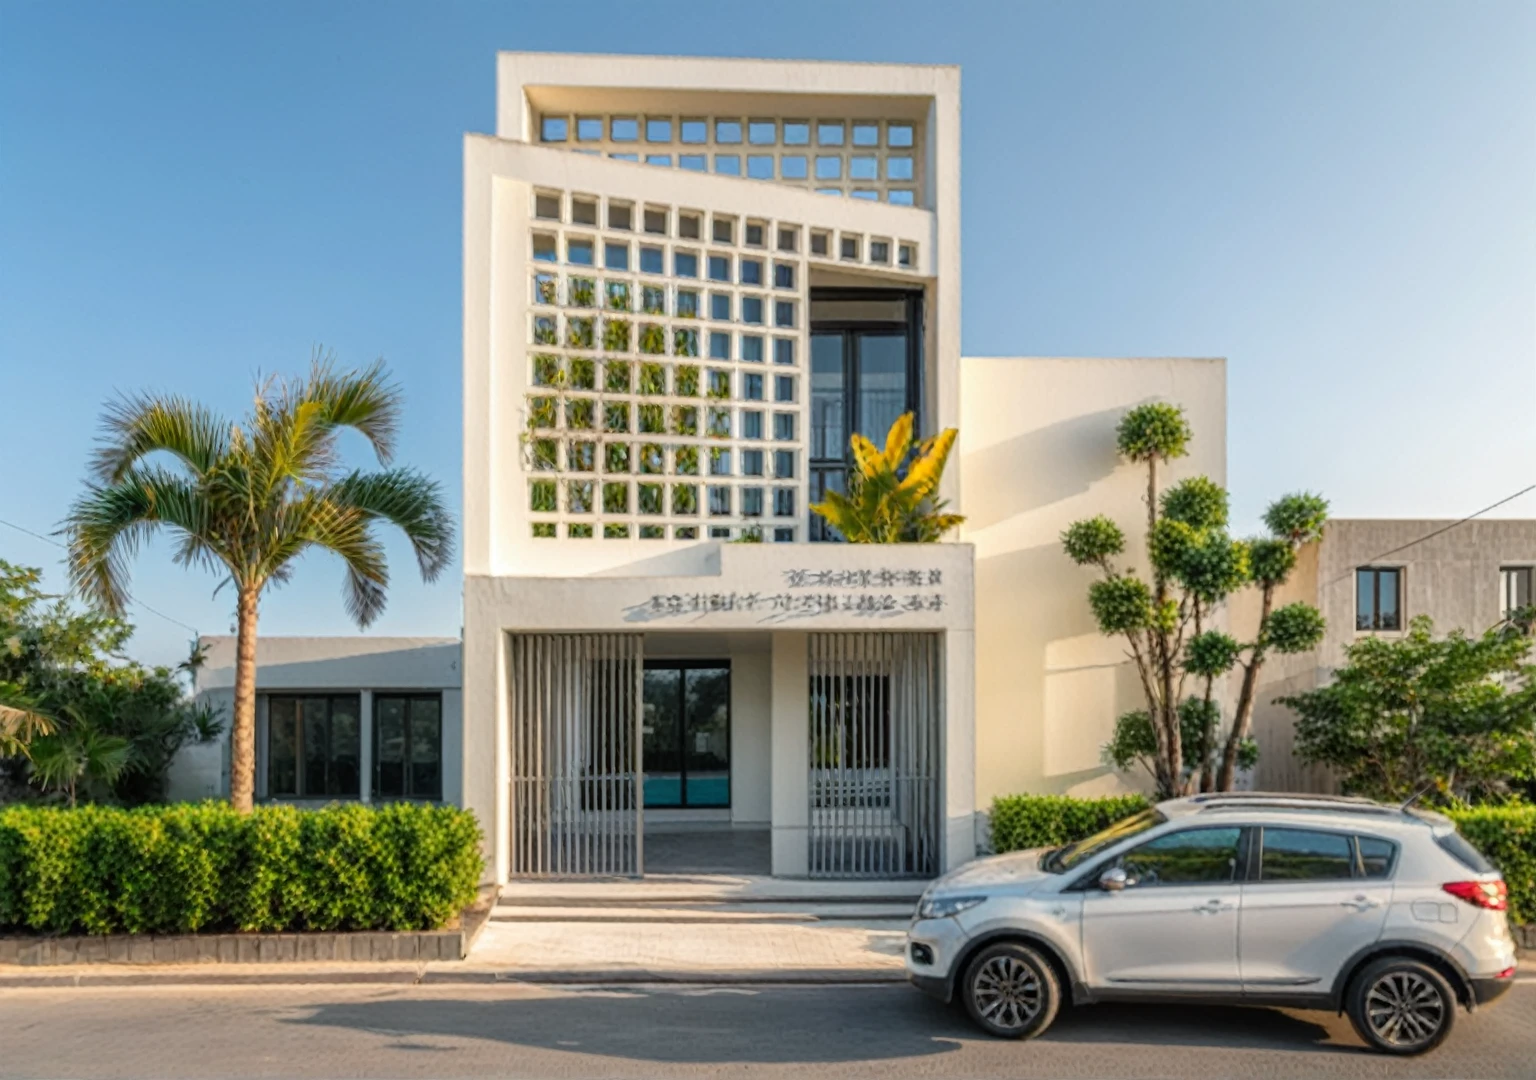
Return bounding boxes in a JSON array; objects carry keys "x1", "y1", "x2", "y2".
[
  {"x1": 990, "y1": 794, "x2": 1150, "y2": 855},
  {"x1": 989, "y1": 794, "x2": 1535, "y2": 927},
  {"x1": 0, "y1": 802, "x2": 483, "y2": 936}
]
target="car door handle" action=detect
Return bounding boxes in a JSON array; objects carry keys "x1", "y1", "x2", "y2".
[
  {"x1": 1340, "y1": 895, "x2": 1382, "y2": 911},
  {"x1": 1192, "y1": 899, "x2": 1232, "y2": 914}
]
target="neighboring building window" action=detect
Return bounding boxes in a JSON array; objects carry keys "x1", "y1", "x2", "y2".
[
  {"x1": 1356, "y1": 567, "x2": 1402, "y2": 632},
  {"x1": 1500, "y1": 566, "x2": 1533, "y2": 620},
  {"x1": 374, "y1": 694, "x2": 443, "y2": 800},
  {"x1": 267, "y1": 694, "x2": 361, "y2": 798}
]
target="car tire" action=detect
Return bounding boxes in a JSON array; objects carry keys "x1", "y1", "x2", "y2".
[
  {"x1": 1345, "y1": 956, "x2": 1457, "y2": 1055},
  {"x1": 960, "y1": 941, "x2": 1061, "y2": 1039}
]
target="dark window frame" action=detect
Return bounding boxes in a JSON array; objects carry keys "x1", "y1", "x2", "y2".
[
  {"x1": 265, "y1": 693, "x2": 362, "y2": 800},
  {"x1": 372, "y1": 692, "x2": 444, "y2": 801},
  {"x1": 1356, "y1": 566, "x2": 1404, "y2": 631},
  {"x1": 808, "y1": 287, "x2": 925, "y2": 542}
]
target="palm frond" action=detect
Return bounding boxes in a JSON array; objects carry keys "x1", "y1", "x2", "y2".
[
  {"x1": 299, "y1": 353, "x2": 402, "y2": 464},
  {"x1": 279, "y1": 495, "x2": 391, "y2": 626},
  {"x1": 63, "y1": 467, "x2": 214, "y2": 614},
  {"x1": 91, "y1": 394, "x2": 232, "y2": 483},
  {"x1": 328, "y1": 468, "x2": 456, "y2": 581}
]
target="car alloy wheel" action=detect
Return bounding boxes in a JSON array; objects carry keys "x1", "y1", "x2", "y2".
[
  {"x1": 1365, "y1": 970, "x2": 1446, "y2": 1049},
  {"x1": 974, "y1": 954, "x2": 1041, "y2": 1030},
  {"x1": 961, "y1": 942, "x2": 1060, "y2": 1039},
  {"x1": 1346, "y1": 957, "x2": 1456, "y2": 1055}
]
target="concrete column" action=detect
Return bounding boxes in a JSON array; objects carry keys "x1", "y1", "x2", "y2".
[
  {"x1": 462, "y1": 581, "x2": 507, "y2": 884},
  {"x1": 358, "y1": 690, "x2": 373, "y2": 804},
  {"x1": 943, "y1": 629, "x2": 977, "y2": 872},
  {"x1": 769, "y1": 631, "x2": 809, "y2": 877}
]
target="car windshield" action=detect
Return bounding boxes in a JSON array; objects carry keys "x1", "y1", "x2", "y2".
[{"x1": 1042, "y1": 809, "x2": 1167, "y2": 872}]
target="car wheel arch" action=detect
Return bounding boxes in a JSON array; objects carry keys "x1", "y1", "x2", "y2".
[
  {"x1": 1333, "y1": 940, "x2": 1475, "y2": 1013},
  {"x1": 950, "y1": 929, "x2": 1083, "y2": 1006}
]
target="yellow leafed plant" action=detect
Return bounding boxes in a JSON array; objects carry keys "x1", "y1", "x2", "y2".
[{"x1": 809, "y1": 412, "x2": 964, "y2": 542}]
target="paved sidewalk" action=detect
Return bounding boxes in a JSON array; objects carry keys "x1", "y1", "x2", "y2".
[
  {"x1": 0, "y1": 902, "x2": 912, "y2": 987},
  {"x1": 462, "y1": 917, "x2": 909, "y2": 982}
]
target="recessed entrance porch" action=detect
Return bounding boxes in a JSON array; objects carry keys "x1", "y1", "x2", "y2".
[{"x1": 504, "y1": 627, "x2": 945, "y2": 880}]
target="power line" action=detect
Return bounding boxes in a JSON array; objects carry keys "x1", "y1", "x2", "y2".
[
  {"x1": 0, "y1": 516, "x2": 203, "y2": 637},
  {"x1": 1323, "y1": 483, "x2": 1536, "y2": 587}
]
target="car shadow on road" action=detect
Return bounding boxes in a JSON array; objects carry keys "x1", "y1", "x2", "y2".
[
  {"x1": 1044, "y1": 1001, "x2": 1349, "y2": 1052},
  {"x1": 282, "y1": 986, "x2": 1352, "y2": 1066}
]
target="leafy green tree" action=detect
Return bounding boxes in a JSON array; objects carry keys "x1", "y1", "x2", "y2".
[
  {"x1": 0, "y1": 560, "x2": 217, "y2": 803},
  {"x1": 1284, "y1": 615, "x2": 1536, "y2": 804},
  {"x1": 1062, "y1": 404, "x2": 1326, "y2": 796},
  {"x1": 810, "y1": 413, "x2": 963, "y2": 542},
  {"x1": 62, "y1": 357, "x2": 455, "y2": 813}
]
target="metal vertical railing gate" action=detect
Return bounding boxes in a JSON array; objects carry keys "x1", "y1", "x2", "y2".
[
  {"x1": 509, "y1": 633, "x2": 643, "y2": 877},
  {"x1": 808, "y1": 632, "x2": 942, "y2": 879}
]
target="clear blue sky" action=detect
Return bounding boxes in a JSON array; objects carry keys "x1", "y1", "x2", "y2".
[{"x1": 2, "y1": 0, "x2": 1532, "y2": 668}]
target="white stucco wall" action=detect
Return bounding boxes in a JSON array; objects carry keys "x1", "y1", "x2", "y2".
[
  {"x1": 959, "y1": 356, "x2": 1228, "y2": 807},
  {"x1": 169, "y1": 636, "x2": 462, "y2": 805}
]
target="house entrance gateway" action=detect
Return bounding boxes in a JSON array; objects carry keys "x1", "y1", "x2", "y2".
[
  {"x1": 809, "y1": 632, "x2": 942, "y2": 879},
  {"x1": 509, "y1": 633, "x2": 643, "y2": 876}
]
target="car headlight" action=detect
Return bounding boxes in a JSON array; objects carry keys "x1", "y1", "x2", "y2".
[{"x1": 918, "y1": 894, "x2": 987, "y2": 919}]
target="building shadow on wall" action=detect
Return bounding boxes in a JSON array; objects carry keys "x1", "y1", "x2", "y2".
[{"x1": 960, "y1": 407, "x2": 1128, "y2": 532}]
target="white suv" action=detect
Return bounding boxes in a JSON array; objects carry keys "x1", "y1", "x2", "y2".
[{"x1": 907, "y1": 793, "x2": 1517, "y2": 1054}]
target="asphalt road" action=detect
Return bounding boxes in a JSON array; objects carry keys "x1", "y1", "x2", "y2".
[{"x1": 1, "y1": 979, "x2": 1533, "y2": 1079}]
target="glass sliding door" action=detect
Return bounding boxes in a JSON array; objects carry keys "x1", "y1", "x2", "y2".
[{"x1": 642, "y1": 661, "x2": 730, "y2": 807}]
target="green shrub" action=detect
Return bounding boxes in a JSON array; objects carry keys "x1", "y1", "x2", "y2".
[
  {"x1": 0, "y1": 802, "x2": 482, "y2": 936},
  {"x1": 987, "y1": 794, "x2": 1535, "y2": 927},
  {"x1": 1447, "y1": 805, "x2": 1536, "y2": 926},
  {"x1": 990, "y1": 793, "x2": 1149, "y2": 854}
]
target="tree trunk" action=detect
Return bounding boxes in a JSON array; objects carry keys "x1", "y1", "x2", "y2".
[
  {"x1": 1218, "y1": 583, "x2": 1274, "y2": 791},
  {"x1": 1145, "y1": 456, "x2": 1182, "y2": 793},
  {"x1": 229, "y1": 585, "x2": 261, "y2": 813}
]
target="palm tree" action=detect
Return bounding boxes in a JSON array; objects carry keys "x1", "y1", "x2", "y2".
[
  {"x1": 810, "y1": 412, "x2": 964, "y2": 543},
  {"x1": 63, "y1": 356, "x2": 454, "y2": 813}
]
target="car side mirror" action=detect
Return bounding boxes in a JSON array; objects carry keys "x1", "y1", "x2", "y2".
[{"x1": 1098, "y1": 867, "x2": 1128, "y2": 892}]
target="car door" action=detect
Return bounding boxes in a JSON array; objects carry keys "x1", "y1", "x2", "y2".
[
  {"x1": 1079, "y1": 825, "x2": 1246, "y2": 991},
  {"x1": 1239, "y1": 827, "x2": 1393, "y2": 994}
]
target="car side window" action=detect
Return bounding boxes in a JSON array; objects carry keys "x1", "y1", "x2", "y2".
[
  {"x1": 1259, "y1": 828, "x2": 1354, "y2": 881},
  {"x1": 1355, "y1": 835, "x2": 1397, "y2": 879},
  {"x1": 1113, "y1": 827, "x2": 1242, "y2": 887}
]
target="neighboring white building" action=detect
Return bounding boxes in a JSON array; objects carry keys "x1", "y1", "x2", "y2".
[{"x1": 183, "y1": 53, "x2": 1230, "y2": 883}]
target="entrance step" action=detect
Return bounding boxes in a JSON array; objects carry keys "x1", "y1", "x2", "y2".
[
  {"x1": 498, "y1": 874, "x2": 927, "y2": 905},
  {"x1": 492, "y1": 902, "x2": 914, "y2": 923},
  {"x1": 494, "y1": 874, "x2": 925, "y2": 925}
]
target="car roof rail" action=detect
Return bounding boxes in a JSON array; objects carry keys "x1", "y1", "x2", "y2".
[
  {"x1": 1192, "y1": 794, "x2": 1403, "y2": 817},
  {"x1": 1187, "y1": 791, "x2": 1381, "y2": 805}
]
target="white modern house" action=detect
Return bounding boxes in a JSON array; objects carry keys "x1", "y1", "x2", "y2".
[{"x1": 175, "y1": 53, "x2": 1229, "y2": 883}]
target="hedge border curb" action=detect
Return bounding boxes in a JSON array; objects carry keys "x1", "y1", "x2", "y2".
[{"x1": 0, "y1": 884, "x2": 496, "y2": 968}]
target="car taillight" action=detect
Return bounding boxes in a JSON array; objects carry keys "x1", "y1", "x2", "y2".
[{"x1": 1442, "y1": 880, "x2": 1507, "y2": 911}]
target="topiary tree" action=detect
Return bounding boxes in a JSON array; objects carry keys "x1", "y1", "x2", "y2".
[{"x1": 1063, "y1": 403, "x2": 1326, "y2": 797}]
